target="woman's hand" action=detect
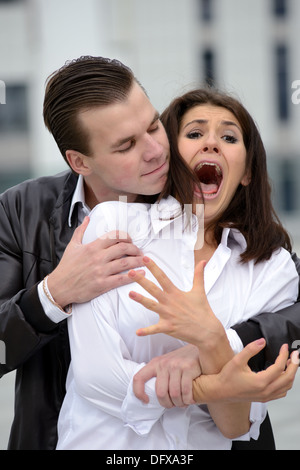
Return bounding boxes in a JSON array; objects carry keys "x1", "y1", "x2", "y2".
[
  {"x1": 193, "y1": 339, "x2": 299, "y2": 403},
  {"x1": 128, "y1": 256, "x2": 225, "y2": 349}
]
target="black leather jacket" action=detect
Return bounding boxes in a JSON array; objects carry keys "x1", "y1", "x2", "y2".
[
  {"x1": 0, "y1": 171, "x2": 77, "y2": 449},
  {"x1": 0, "y1": 170, "x2": 299, "y2": 449}
]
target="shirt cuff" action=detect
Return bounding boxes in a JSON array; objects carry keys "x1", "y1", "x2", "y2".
[
  {"x1": 121, "y1": 363, "x2": 165, "y2": 435},
  {"x1": 37, "y1": 280, "x2": 71, "y2": 323},
  {"x1": 226, "y1": 328, "x2": 244, "y2": 354},
  {"x1": 233, "y1": 402, "x2": 267, "y2": 441}
]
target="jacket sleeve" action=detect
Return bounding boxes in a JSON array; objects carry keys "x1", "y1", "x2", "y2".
[
  {"x1": 0, "y1": 199, "x2": 59, "y2": 376},
  {"x1": 232, "y1": 252, "x2": 300, "y2": 370}
]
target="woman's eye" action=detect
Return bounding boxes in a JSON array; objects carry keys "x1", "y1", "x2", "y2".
[
  {"x1": 186, "y1": 131, "x2": 202, "y2": 139},
  {"x1": 222, "y1": 135, "x2": 238, "y2": 144}
]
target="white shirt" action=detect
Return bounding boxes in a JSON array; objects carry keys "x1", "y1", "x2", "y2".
[
  {"x1": 56, "y1": 197, "x2": 299, "y2": 450},
  {"x1": 37, "y1": 176, "x2": 243, "y2": 350}
]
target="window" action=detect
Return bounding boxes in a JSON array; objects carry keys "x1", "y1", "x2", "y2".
[
  {"x1": 0, "y1": 0, "x2": 24, "y2": 3},
  {"x1": 273, "y1": 0, "x2": 288, "y2": 18},
  {"x1": 0, "y1": 84, "x2": 28, "y2": 133},
  {"x1": 200, "y1": 0, "x2": 213, "y2": 22},
  {"x1": 280, "y1": 159, "x2": 296, "y2": 212},
  {"x1": 202, "y1": 49, "x2": 215, "y2": 86},
  {"x1": 275, "y1": 45, "x2": 289, "y2": 121}
]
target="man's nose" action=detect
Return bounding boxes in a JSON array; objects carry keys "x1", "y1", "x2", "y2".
[{"x1": 143, "y1": 135, "x2": 163, "y2": 160}]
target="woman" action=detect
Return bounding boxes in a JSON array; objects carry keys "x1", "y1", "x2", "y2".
[
  {"x1": 57, "y1": 89, "x2": 298, "y2": 450},
  {"x1": 129, "y1": 87, "x2": 300, "y2": 407}
]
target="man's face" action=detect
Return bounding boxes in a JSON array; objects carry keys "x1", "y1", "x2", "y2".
[{"x1": 75, "y1": 82, "x2": 170, "y2": 206}]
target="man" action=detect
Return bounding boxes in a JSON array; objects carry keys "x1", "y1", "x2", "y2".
[{"x1": 0, "y1": 56, "x2": 298, "y2": 450}]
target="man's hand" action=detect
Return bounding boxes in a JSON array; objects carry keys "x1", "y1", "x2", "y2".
[
  {"x1": 47, "y1": 216, "x2": 144, "y2": 308},
  {"x1": 133, "y1": 344, "x2": 202, "y2": 408},
  {"x1": 193, "y1": 339, "x2": 299, "y2": 404}
]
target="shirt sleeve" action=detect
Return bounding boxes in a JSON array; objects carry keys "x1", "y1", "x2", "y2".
[
  {"x1": 226, "y1": 328, "x2": 244, "y2": 354},
  {"x1": 68, "y1": 292, "x2": 165, "y2": 434},
  {"x1": 234, "y1": 402, "x2": 267, "y2": 442},
  {"x1": 37, "y1": 280, "x2": 70, "y2": 323},
  {"x1": 246, "y1": 248, "x2": 299, "y2": 315}
]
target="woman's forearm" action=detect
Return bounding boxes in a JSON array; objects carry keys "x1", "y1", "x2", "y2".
[{"x1": 197, "y1": 329, "x2": 251, "y2": 439}]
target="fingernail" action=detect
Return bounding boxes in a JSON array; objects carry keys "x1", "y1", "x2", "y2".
[
  {"x1": 143, "y1": 256, "x2": 150, "y2": 263},
  {"x1": 255, "y1": 338, "x2": 265, "y2": 346},
  {"x1": 128, "y1": 270, "x2": 136, "y2": 278},
  {"x1": 291, "y1": 350, "x2": 300, "y2": 365},
  {"x1": 129, "y1": 291, "x2": 137, "y2": 298}
]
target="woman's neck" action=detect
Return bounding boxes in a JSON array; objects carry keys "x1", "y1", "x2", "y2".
[{"x1": 194, "y1": 228, "x2": 217, "y2": 265}]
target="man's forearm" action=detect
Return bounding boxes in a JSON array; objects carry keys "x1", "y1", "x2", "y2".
[{"x1": 232, "y1": 302, "x2": 300, "y2": 370}]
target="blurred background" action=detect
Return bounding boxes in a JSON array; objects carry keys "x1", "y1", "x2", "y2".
[{"x1": 0, "y1": 0, "x2": 299, "y2": 450}]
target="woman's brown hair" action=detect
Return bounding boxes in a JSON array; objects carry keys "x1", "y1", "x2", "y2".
[{"x1": 160, "y1": 88, "x2": 292, "y2": 263}]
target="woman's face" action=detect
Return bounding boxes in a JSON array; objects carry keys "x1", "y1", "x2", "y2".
[{"x1": 178, "y1": 104, "x2": 250, "y2": 225}]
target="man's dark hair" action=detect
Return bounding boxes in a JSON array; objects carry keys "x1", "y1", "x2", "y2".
[{"x1": 43, "y1": 56, "x2": 137, "y2": 162}]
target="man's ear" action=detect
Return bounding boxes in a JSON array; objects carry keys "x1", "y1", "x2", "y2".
[{"x1": 66, "y1": 150, "x2": 92, "y2": 176}]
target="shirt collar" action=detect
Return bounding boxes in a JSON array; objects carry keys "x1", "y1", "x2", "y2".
[
  {"x1": 150, "y1": 196, "x2": 185, "y2": 234},
  {"x1": 68, "y1": 175, "x2": 91, "y2": 226},
  {"x1": 220, "y1": 226, "x2": 247, "y2": 251}
]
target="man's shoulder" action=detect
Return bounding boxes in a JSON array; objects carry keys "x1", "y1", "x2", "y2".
[{"x1": 0, "y1": 170, "x2": 77, "y2": 204}]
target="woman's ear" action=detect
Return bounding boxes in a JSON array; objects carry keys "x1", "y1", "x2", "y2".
[
  {"x1": 241, "y1": 170, "x2": 251, "y2": 187},
  {"x1": 66, "y1": 150, "x2": 92, "y2": 176}
]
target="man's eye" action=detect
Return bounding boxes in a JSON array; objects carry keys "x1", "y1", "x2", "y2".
[
  {"x1": 148, "y1": 122, "x2": 160, "y2": 133},
  {"x1": 119, "y1": 140, "x2": 135, "y2": 153}
]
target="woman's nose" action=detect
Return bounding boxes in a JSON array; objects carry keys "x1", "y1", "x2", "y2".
[
  {"x1": 201, "y1": 134, "x2": 220, "y2": 155},
  {"x1": 201, "y1": 145, "x2": 220, "y2": 154}
]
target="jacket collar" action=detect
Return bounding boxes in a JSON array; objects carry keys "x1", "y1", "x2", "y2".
[{"x1": 49, "y1": 171, "x2": 78, "y2": 267}]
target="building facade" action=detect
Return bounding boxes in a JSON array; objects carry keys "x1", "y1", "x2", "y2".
[{"x1": 0, "y1": 0, "x2": 299, "y2": 230}]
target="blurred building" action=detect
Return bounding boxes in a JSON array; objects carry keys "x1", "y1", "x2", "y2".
[{"x1": 0, "y1": 0, "x2": 299, "y2": 237}]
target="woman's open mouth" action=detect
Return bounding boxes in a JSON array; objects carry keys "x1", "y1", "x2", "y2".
[{"x1": 194, "y1": 162, "x2": 223, "y2": 199}]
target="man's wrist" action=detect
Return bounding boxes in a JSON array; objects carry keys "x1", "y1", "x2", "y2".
[
  {"x1": 37, "y1": 281, "x2": 71, "y2": 324},
  {"x1": 42, "y1": 275, "x2": 72, "y2": 314},
  {"x1": 47, "y1": 271, "x2": 72, "y2": 310}
]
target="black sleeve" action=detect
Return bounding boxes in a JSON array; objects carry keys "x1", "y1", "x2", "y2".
[
  {"x1": 232, "y1": 252, "x2": 300, "y2": 370},
  {"x1": 0, "y1": 199, "x2": 59, "y2": 375}
]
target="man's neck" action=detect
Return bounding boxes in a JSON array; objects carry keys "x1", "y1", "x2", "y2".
[{"x1": 83, "y1": 178, "x2": 138, "y2": 209}]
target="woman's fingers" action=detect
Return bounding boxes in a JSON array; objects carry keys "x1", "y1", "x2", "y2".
[
  {"x1": 128, "y1": 289, "x2": 159, "y2": 312},
  {"x1": 233, "y1": 338, "x2": 267, "y2": 368},
  {"x1": 140, "y1": 256, "x2": 176, "y2": 293}
]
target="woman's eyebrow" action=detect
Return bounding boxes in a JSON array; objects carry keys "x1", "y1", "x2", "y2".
[
  {"x1": 182, "y1": 119, "x2": 242, "y2": 133},
  {"x1": 221, "y1": 120, "x2": 242, "y2": 132},
  {"x1": 182, "y1": 119, "x2": 207, "y2": 130}
]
